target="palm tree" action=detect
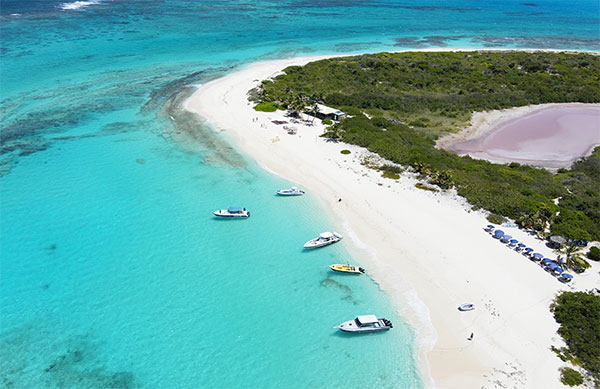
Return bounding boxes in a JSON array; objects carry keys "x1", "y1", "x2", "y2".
[
  {"x1": 562, "y1": 243, "x2": 588, "y2": 272},
  {"x1": 309, "y1": 101, "x2": 320, "y2": 124}
]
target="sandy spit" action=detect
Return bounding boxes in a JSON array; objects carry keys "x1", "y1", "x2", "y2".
[{"x1": 183, "y1": 50, "x2": 600, "y2": 388}]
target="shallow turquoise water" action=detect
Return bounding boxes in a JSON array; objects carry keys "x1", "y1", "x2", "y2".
[{"x1": 1, "y1": 0, "x2": 598, "y2": 387}]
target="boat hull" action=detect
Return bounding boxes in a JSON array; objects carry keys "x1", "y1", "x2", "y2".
[
  {"x1": 276, "y1": 188, "x2": 305, "y2": 196},
  {"x1": 213, "y1": 210, "x2": 250, "y2": 218},
  {"x1": 304, "y1": 239, "x2": 338, "y2": 248},
  {"x1": 329, "y1": 264, "x2": 364, "y2": 274},
  {"x1": 303, "y1": 232, "x2": 342, "y2": 248},
  {"x1": 458, "y1": 304, "x2": 474, "y2": 311},
  {"x1": 276, "y1": 191, "x2": 304, "y2": 196},
  {"x1": 334, "y1": 318, "x2": 392, "y2": 333}
]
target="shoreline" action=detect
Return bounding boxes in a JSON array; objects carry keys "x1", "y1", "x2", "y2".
[{"x1": 182, "y1": 50, "x2": 600, "y2": 388}]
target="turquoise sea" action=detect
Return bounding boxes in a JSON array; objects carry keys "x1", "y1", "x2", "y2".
[{"x1": 1, "y1": 1, "x2": 598, "y2": 387}]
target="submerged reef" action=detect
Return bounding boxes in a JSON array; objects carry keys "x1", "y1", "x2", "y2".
[{"x1": 0, "y1": 321, "x2": 137, "y2": 388}]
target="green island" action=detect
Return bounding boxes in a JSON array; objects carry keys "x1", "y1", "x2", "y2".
[{"x1": 254, "y1": 51, "x2": 600, "y2": 245}]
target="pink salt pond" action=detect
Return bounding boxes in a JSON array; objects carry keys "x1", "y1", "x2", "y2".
[{"x1": 448, "y1": 105, "x2": 600, "y2": 168}]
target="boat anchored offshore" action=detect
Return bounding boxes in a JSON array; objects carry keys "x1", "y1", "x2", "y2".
[
  {"x1": 276, "y1": 186, "x2": 305, "y2": 196},
  {"x1": 329, "y1": 264, "x2": 365, "y2": 274},
  {"x1": 213, "y1": 207, "x2": 250, "y2": 218},
  {"x1": 334, "y1": 315, "x2": 392, "y2": 333},
  {"x1": 303, "y1": 232, "x2": 342, "y2": 248}
]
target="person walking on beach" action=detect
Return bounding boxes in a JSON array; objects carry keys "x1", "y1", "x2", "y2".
[{"x1": 468, "y1": 332, "x2": 473, "y2": 341}]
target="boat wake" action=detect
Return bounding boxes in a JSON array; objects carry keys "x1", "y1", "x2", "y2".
[{"x1": 59, "y1": 0, "x2": 104, "y2": 11}]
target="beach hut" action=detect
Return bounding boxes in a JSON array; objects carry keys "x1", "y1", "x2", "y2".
[{"x1": 314, "y1": 104, "x2": 346, "y2": 121}]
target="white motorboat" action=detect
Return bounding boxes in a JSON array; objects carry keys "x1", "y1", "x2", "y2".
[
  {"x1": 334, "y1": 315, "x2": 392, "y2": 333},
  {"x1": 329, "y1": 264, "x2": 365, "y2": 274},
  {"x1": 213, "y1": 207, "x2": 250, "y2": 218},
  {"x1": 276, "y1": 186, "x2": 305, "y2": 196},
  {"x1": 458, "y1": 303, "x2": 474, "y2": 311},
  {"x1": 303, "y1": 231, "x2": 342, "y2": 248}
]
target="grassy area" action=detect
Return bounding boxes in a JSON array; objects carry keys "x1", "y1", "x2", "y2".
[{"x1": 256, "y1": 51, "x2": 600, "y2": 241}]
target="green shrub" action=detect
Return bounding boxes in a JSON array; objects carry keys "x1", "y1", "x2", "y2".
[
  {"x1": 254, "y1": 102, "x2": 279, "y2": 112},
  {"x1": 381, "y1": 164, "x2": 403, "y2": 174},
  {"x1": 382, "y1": 171, "x2": 400, "y2": 179},
  {"x1": 415, "y1": 183, "x2": 438, "y2": 192},
  {"x1": 560, "y1": 367, "x2": 584, "y2": 386},
  {"x1": 408, "y1": 117, "x2": 431, "y2": 127},
  {"x1": 487, "y1": 213, "x2": 504, "y2": 225},
  {"x1": 322, "y1": 118, "x2": 333, "y2": 125},
  {"x1": 340, "y1": 149, "x2": 351, "y2": 155},
  {"x1": 588, "y1": 246, "x2": 600, "y2": 261}
]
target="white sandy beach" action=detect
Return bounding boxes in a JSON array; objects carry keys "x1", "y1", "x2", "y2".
[{"x1": 183, "y1": 53, "x2": 600, "y2": 388}]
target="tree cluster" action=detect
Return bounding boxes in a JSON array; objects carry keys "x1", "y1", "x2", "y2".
[{"x1": 551, "y1": 291, "x2": 600, "y2": 385}]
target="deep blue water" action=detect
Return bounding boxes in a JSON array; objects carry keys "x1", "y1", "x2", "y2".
[{"x1": 1, "y1": 0, "x2": 598, "y2": 387}]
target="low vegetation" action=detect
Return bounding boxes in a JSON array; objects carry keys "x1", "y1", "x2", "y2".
[
  {"x1": 256, "y1": 51, "x2": 600, "y2": 241},
  {"x1": 382, "y1": 171, "x2": 400, "y2": 180},
  {"x1": 486, "y1": 213, "x2": 504, "y2": 225},
  {"x1": 253, "y1": 102, "x2": 281, "y2": 112},
  {"x1": 340, "y1": 149, "x2": 351, "y2": 155},
  {"x1": 551, "y1": 291, "x2": 600, "y2": 385},
  {"x1": 415, "y1": 183, "x2": 438, "y2": 192},
  {"x1": 560, "y1": 367, "x2": 584, "y2": 386}
]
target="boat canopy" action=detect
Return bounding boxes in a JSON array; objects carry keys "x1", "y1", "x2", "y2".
[
  {"x1": 356, "y1": 315, "x2": 379, "y2": 325},
  {"x1": 320, "y1": 232, "x2": 333, "y2": 239},
  {"x1": 228, "y1": 206, "x2": 242, "y2": 212}
]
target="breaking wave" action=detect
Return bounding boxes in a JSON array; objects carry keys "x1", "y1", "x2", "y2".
[{"x1": 59, "y1": 0, "x2": 104, "y2": 11}]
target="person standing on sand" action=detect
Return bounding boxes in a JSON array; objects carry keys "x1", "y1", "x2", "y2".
[{"x1": 468, "y1": 332, "x2": 473, "y2": 341}]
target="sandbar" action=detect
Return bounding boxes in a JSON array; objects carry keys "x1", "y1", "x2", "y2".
[{"x1": 183, "y1": 51, "x2": 600, "y2": 388}]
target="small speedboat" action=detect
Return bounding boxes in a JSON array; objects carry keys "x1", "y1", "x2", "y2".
[
  {"x1": 458, "y1": 303, "x2": 474, "y2": 311},
  {"x1": 303, "y1": 232, "x2": 342, "y2": 248},
  {"x1": 329, "y1": 264, "x2": 365, "y2": 274},
  {"x1": 213, "y1": 207, "x2": 250, "y2": 218},
  {"x1": 334, "y1": 315, "x2": 392, "y2": 333},
  {"x1": 276, "y1": 186, "x2": 305, "y2": 196}
]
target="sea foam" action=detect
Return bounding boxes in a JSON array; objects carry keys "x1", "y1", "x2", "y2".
[{"x1": 59, "y1": 0, "x2": 103, "y2": 11}]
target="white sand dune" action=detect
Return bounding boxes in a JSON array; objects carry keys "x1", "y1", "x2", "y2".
[{"x1": 183, "y1": 53, "x2": 600, "y2": 388}]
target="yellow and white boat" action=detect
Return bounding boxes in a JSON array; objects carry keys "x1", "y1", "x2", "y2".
[{"x1": 329, "y1": 264, "x2": 365, "y2": 274}]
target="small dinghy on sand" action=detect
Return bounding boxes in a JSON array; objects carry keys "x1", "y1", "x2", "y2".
[{"x1": 458, "y1": 303, "x2": 474, "y2": 311}]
